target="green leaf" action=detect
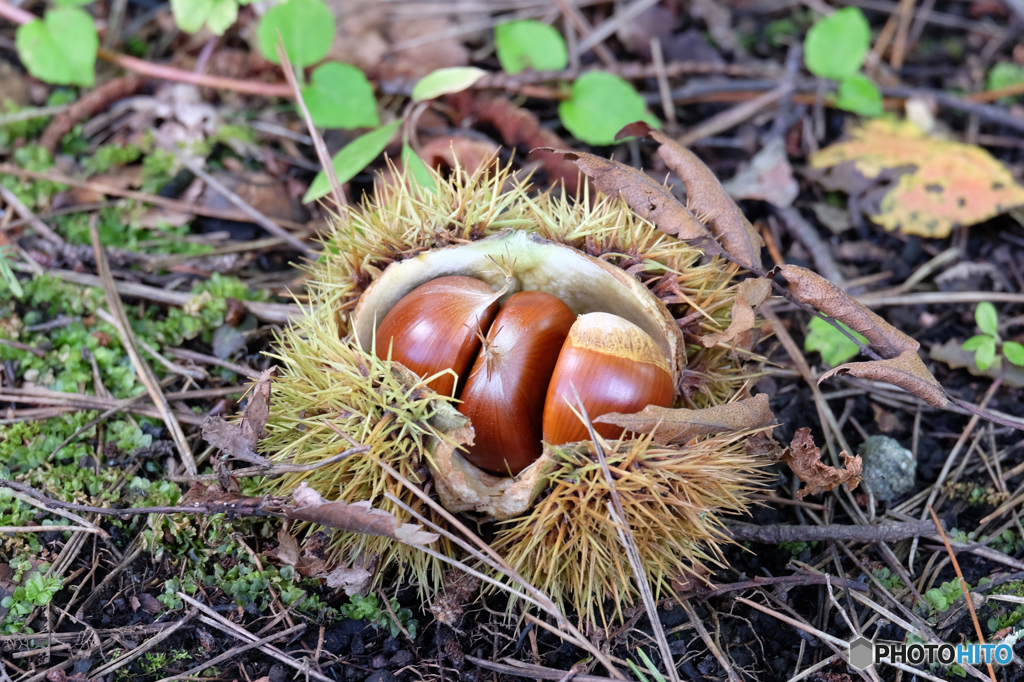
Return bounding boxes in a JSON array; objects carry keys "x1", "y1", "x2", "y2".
[
  {"x1": 411, "y1": 67, "x2": 487, "y2": 102},
  {"x1": 834, "y1": 74, "x2": 883, "y2": 117},
  {"x1": 256, "y1": 0, "x2": 335, "y2": 68},
  {"x1": 16, "y1": 7, "x2": 98, "y2": 87},
  {"x1": 1003, "y1": 341, "x2": 1024, "y2": 367},
  {"x1": 961, "y1": 335, "x2": 990, "y2": 351},
  {"x1": 494, "y1": 20, "x2": 568, "y2": 75},
  {"x1": 170, "y1": 0, "x2": 238, "y2": 35},
  {"x1": 974, "y1": 336, "x2": 997, "y2": 370},
  {"x1": 53, "y1": 0, "x2": 94, "y2": 6},
  {"x1": 986, "y1": 62, "x2": 1024, "y2": 94},
  {"x1": 804, "y1": 316, "x2": 867, "y2": 367},
  {"x1": 804, "y1": 7, "x2": 870, "y2": 80},
  {"x1": 401, "y1": 143, "x2": 435, "y2": 192},
  {"x1": 301, "y1": 62, "x2": 378, "y2": 129},
  {"x1": 976, "y1": 301, "x2": 999, "y2": 337},
  {"x1": 558, "y1": 71, "x2": 658, "y2": 146},
  {"x1": 303, "y1": 120, "x2": 400, "y2": 203}
]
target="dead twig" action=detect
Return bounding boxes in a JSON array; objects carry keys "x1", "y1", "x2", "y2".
[
  {"x1": 727, "y1": 519, "x2": 939, "y2": 544},
  {"x1": 90, "y1": 216, "x2": 196, "y2": 474}
]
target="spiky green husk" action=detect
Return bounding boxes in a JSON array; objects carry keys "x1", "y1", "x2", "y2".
[
  {"x1": 492, "y1": 433, "x2": 768, "y2": 627},
  {"x1": 259, "y1": 165, "x2": 764, "y2": 615}
]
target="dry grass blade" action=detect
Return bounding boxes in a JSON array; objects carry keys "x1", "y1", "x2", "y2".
[
  {"x1": 376, "y1": 460, "x2": 625, "y2": 679},
  {"x1": 178, "y1": 593, "x2": 334, "y2": 682},
  {"x1": 87, "y1": 610, "x2": 197, "y2": 679},
  {"x1": 927, "y1": 505, "x2": 997, "y2": 682},
  {"x1": 161, "y1": 146, "x2": 313, "y2": 256},
  {"x1": 275, "y1": 37, "x2": 347, "y2": 215},
  {"x1": 571, "y1": 387, "x2": 680, "y2": 682},
  {"x1": 155, "y1": 623, "x2": 306, "y2": 682},
  {"x1": 88, "y1": 217, "x2": 197, "y2": 475}
]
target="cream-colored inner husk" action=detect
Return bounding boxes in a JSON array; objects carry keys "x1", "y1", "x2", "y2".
[{"x1": 350, "y1": 230, "x2": 685, "y2": 520}]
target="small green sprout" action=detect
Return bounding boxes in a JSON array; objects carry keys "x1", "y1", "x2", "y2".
[{"x1": 961, "y1": 302, "x2": 1024, "y2": 371}]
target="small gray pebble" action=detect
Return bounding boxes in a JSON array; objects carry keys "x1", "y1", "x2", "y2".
[
  {"x1": 390, "y1": 650, "x2": 415, "y2": 668},
  {"x1": 372, "y1": 655, "x2": 388, "y2": 669},
  {"x1": 858, "y1": 435, "x2": 916, "y2": 501}
]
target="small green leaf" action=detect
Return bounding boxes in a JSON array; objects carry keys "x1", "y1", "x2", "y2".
[
  {"x1": 558, "y1": 71, "x2": 658, "y2": 146},
  {"x1": 961, "y1": 335, "x2": 990, "y2": 351},
  {"x1": 1004, "y1": 341, "x2": 1024, "y2": 366},
  {"x1": 834, "y1": 74, "x2": 883, "y2": 117},
  {"x1": 303, "y1": 120, "x2": 401, "y2": 203},
  {"x1": 494, "y1": 20, "x2": 568, "y2": 75},
  {"x1": 411, "y1": 67, "x2": 487, "y2": 102},
  {"x1": 171, "y1": 0, "x2": 238, "y2": 34},
  {"x1": 974, "y1": 336, "x2": 997, "y2": 370},
  {"x1": 256, "y1": 0, "x2": 335, "y2": 68},
  {"x1": 301, "y1": 62, "x2": 378, "y2": 129},
  {"x1": 171, "y1": 0, "x2": 238, "y2": 35},
  {"x1": 986, "y1": 62, "x2": 1024, "y2": 94},
  {"x1": 16, "y1": 7, "x2": 98, "y2": 87},
  {"x1": 976, "y1": 301, "x2": 999, "y2": 337},
  {"x1": 804, "y1": 7, "x2": 870, "y2": 80},
  {"x1": 804, "y1": 316, "x2": 867, "y2": 367},
  {"x1": 401, "y1": 143, "x2": 435, "y2": 192}
]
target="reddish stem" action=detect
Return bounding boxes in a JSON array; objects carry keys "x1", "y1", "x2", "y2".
[{"x1": 0, "y1": 1, "x2": 293, "y2": 98}]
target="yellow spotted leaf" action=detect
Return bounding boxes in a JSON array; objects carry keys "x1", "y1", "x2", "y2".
[{"x1": 811, "y1": 119, "x2": 1024, "y2": 238}]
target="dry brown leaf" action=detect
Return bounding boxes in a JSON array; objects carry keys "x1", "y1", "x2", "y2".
[
  {"x1": 539, "y1": 147, "x2": 722, "y2": 255},
  {"x1": 618, "y1": 121, "x2": 764, "y2": 271},
  {"x1": 202, "y1": 367, "x2": 276, "y2": 464},
  {"x1": 871, "y1": 403, "x2": 904, "y2": 434},
  {"x1": 819, "y1": 350, "x2": 949, "y2": 408},
  {"x1": 811, "y1": 119, "x2": 1024, "y2": 238},
  {"x1": 324, "y1": 567, "x2": 373, "y2": 596},
  {"x1": 784, "y1": 428, "x2": 862, "y2": 499},
  {"x1": 700, "y1": 277, "x2": 771, "y2": 347},
  {"x1": 286, "y1": 482, "x2": 439, "y2": 547},
  {"x1": 419, "y1": 135, "x2": 500, "y2": 177},
  {"x1": 594, "y1": 393, "x2": 775, "y2": 445},
  {"x1": 773, "y1": 264, "x2": 915, "y2": 358}
]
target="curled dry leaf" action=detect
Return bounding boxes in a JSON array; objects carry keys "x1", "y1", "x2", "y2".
[
  {"x1": 538, "y1": 147, "x2": 722, "y2": 255},
  {"x1": 419, "y1": 135, "x2": 500, "y2": 177},
  {"x1": 772, "y1": 264, "x2": 913, "y2": 358},
  {"x1": 618, "y1": 121, "x2": 764, "y2": 271},
  {"x1": 771, "y1": 265, "x2": 947, "y2": 407},
  {"x1": 700, "y1": 277, "x2": 772, "y2": 347},
  {"x1": 201, "y1": 367, "x2": 276, "y2": 465},
  {"x1": 286, "y1": 482, "x2": 439, "y2": 547},
  {"x1": 595, "y1": 393, "x2": 775, "y2": 446},
  {"x1": 784, "y1": 428, "x2": 862, "y2": 499},
  {"x1": 820, "y1": 351, "x2": 948, "y2": 408}
]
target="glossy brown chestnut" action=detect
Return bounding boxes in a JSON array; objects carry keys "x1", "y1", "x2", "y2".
[
  {"x1": 374, "y1": 276, "x2": 500, "y2": 397},
  {"x1": 542, "y1": 312, "x2": 674, "y2": 445},
  {"x1": 457, "y1": 291, "x2": 576, "y2": 475}
]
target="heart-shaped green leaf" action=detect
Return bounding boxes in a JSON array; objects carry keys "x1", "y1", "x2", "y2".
[
  {"x1": 16, "y1": 7, "x2": 98, "y2": 87},
  {"x1": 834, "y1": 74, "x2": 883, "y2": 117},
  {"x1": 301, "y1": 62, "x2": 379, "y2": 129},
  {"x1": 256, "y1": 0, "x2": 335, "y2": 68},
  {"x1": 558, "y1": 71, "x2": 658, "y2": 146},
  {"x1": 1004, "y1": 341, "x2": 1024, "y2": 366},
  {"x1": 303, "y1": 120, "x2": 401, "y2": 203},
  {"x1": 804, "y1": 7, "x2": 870, "y2": 80},
  {"x1": 495, "y1": 20, "x2": 567, "y2": 75}
]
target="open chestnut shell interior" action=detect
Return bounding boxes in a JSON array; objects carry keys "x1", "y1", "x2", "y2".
[{"x1": 373, "y1": 279, "x2": 676, "y2": 476}]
